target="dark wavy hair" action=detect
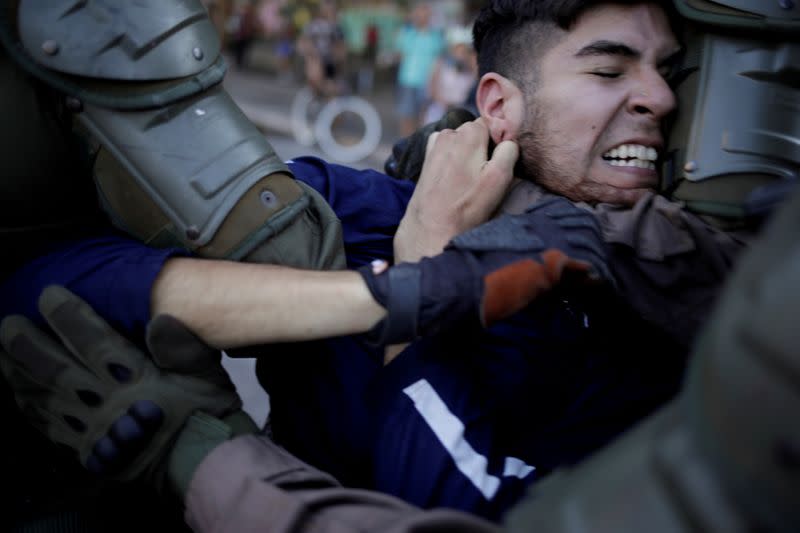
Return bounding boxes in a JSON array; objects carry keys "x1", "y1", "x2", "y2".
[{"x1": 473, "y1": 0, "x2": 679, "y2": 86}]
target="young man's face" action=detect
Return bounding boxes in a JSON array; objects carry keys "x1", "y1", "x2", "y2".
[{"x1": 516, "y1": 3, "x2": 680, "y2": 205}]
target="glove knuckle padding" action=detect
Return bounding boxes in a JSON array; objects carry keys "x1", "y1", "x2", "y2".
[
  {"x1": 98, "y1": 356, "x2": 240, "y2": 484},
  {"x1": 39, "y1": 286, "x2": 147, "y2": 377},
  {"x1": 1, "y1": 316, "x2": 71, "y2": 386},
  {"x1": 1, "y1": 288, "x2": 239, "y2": 487},
  {"x1": 0, "y1": 322, "x2": 110, "y2": 453}
]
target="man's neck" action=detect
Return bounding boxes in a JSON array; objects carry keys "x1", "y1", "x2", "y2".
[{"x1": 495, "y1": 179, "x2": 550, "y2": 216}]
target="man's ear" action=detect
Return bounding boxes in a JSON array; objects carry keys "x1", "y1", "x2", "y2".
[{"x1": 476, "y1": 73, "x2": 525, "y2": 144}]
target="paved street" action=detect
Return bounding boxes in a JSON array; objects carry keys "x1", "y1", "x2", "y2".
[{"x1": 222, "y1": 54, "x2": 399, "y2": 169}]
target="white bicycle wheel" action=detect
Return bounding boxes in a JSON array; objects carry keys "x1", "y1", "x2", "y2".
[
  {"x1": 313, "y1": 96, "x2": 382, "y2": 163},
  {"x1": 290, "y1": 87, "x2": 319, "y2": 147}
]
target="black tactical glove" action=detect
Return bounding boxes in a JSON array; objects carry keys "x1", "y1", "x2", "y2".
[
  {"x1": 385, "y1": 107, "x2": 478, "y2": 181},
  {"x1": 360, "y1": 196, "x2": 615, "y2": 346},
  {"x1": 0, "y1": 286, "x2": 255, "y2": 497}
]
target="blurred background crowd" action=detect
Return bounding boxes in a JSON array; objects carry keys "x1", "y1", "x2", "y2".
[{"x1": 201, "y1": 0, "x2": 483, "y2": 141}]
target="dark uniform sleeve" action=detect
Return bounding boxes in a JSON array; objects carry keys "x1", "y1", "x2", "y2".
[
  {"x1": 289, "y1": 157, "x2": 414, "y2": 268},
  {"x1": 0, "y1": 233, "x2": 187, "y2": 343},
  {"x1": 184, "y1": 434, "x2": 500, "y2": 533}
]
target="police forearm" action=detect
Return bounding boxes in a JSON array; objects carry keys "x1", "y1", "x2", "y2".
[
  {"x1": 150, "y1": 258, "x2": 385, "y2": 349},
  {"x1": 184, "y1": 434, "x2": 500, "y2": 533}
]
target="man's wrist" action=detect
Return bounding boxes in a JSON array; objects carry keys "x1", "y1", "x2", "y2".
[
  {"x1": 394, "y1": 219, "x2": 451, "y2": 263},
  {"x1": 359, "y1": 262, "x2": 422, "y2": 346}
]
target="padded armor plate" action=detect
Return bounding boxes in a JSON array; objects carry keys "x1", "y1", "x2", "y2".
[
  {"x1": 722, "y1": 0, "x2": 800, "y2": 18},
  {"x1": 678, "y1": 0, "x2": 800, "y2": 33},
  {"x1": 664, "y1": 0, "x2": 799, "y2": 221},
  {"x1": 18, "y1": 0, "x2": 219, "y2": 80},
  {"x1": 675, "y1": 35, "x2": 800, "y2": 185},
  {"x1": 79, "y1": 85, "x2": 290, "y2": 248}
]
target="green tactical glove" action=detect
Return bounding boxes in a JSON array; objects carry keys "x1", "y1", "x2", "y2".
[
  {"x1": 0, "y1": 285, "x2": 254, "y2": 497},
  {"x1": 384, "y1": 107, "x2": 478, "y2": 182}
]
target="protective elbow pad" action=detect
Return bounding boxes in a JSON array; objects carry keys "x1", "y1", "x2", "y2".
[{"x1": 11, "y1": 0, "x2": 345, "y2": 268}]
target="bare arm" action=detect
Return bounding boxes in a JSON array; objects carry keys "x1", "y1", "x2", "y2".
[
  {"x1": 153, "y1": 121, "x2": 516, "y2": 354},
  {"x1": 151, "y1": 258, "x2": 385, "y2": 349}
]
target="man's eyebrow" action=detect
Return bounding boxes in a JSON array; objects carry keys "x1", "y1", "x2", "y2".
[{"x1": 574, "y1": 40, "x2": 639, "y2": 59}]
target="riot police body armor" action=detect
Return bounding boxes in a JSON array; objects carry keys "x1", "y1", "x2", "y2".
[
  {"x1": 0, "y1": 0, "x2": 798, "y2": 531},
  {"x1": 1, "y1": 0, "x2": 345, "y2": 274}
]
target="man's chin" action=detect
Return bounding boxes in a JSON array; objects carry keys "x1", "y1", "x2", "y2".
[
  {"x1": 586, "y1": 169, "x2": 658, "y2": 206},
  {"x1": 567, "y1": 183, "x2": 654, "y2": 207},
  {"x1": 604, "y1": 187, "x2": 653, "y2": 207},
  {"x1": 600, "y1": 166, "x2": 659, "y2": 192},
  {"x1": 516, "y1": 160, "x2": 656, "y2": 206}
]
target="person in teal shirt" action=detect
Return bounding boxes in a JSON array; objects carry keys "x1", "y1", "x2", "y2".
[{"x1": 394, "y1": 2, "x2": 445, "y2": 136}]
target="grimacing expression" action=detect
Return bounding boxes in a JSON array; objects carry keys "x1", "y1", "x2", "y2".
[{"x1": 517, "y1": 3, "x2": 680, "y2": 206}]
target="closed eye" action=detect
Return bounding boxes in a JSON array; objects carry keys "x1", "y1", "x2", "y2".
[{"x1": 592, "y1": 72, "x2": 621, "y2": 79}]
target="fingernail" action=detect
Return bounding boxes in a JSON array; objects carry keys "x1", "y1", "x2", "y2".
[{"x1": 371, "y1": 259, "x2": 389, "y2": 275}]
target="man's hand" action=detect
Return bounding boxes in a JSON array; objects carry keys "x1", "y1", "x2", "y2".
[
  {"x1": 0, "y1": 286, "x2": 253, "y2": 497},
  {"x1": 362, "y1": 197, "x2": 615, "y2": 346},
  {"x1": 394, "y1": 118, "x2": 519, "y2": 263}
]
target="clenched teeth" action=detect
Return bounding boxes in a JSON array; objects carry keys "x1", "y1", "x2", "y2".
[
  {"x1": 603, "y1": 144, "x2": 658, "y2": 160},
  {"x1": 608, "y1": 159, "x2": 656, "y2": 169}
]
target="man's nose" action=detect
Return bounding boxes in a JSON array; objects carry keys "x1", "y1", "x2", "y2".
[{"x1": 628, "y1": 70, "x2": 677, "y2": 120}]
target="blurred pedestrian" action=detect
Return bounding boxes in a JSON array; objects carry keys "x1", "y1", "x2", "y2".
[
  {"x1": 357, "y1": 22, "x2": 380, "y2": 94},
  {"x1": 394, "y1": 2, "x2": 445, "y2": 136},
  {"x1": 230, "y1": 1, "x2": 257, "y2": 69},
  {"x1": 297, "y1": 1, "x2": 348, "y2": 97},
  {"x1": 366, "y1": 23, "x2": 379, "y2": 64},
  {"x1": 424, "y1": 24, "x2": 477, "y2": 124}
]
